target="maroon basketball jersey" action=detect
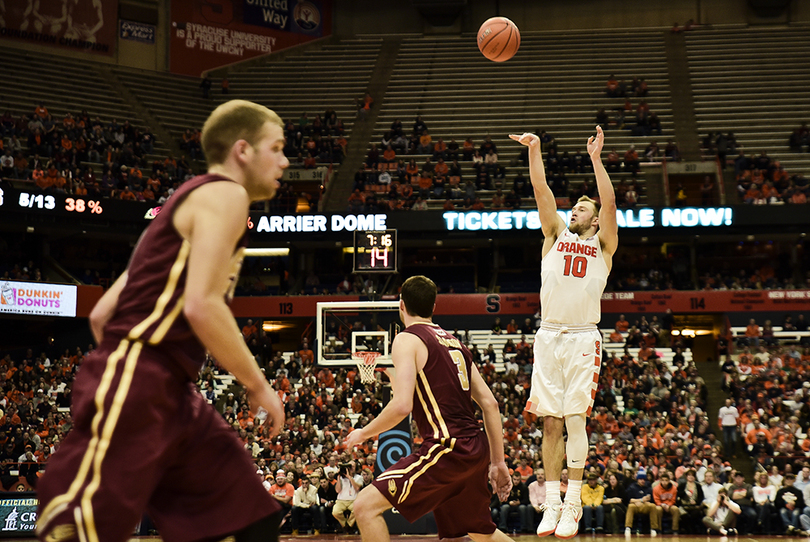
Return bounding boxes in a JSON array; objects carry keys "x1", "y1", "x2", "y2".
[
  {"x1": 402, "y1": 323, "x2": 480, "y2": 443},
  {"x1": 104, "y1": 174, "x2": 248, "y2": 380}
]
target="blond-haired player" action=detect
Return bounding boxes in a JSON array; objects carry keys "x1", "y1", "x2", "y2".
[
  {"x1": 509, "y1": 126, "x2": 617, "y2": 539},
  {"x1": 37, "y1": 100, "x2": 289, "y2": 542}
]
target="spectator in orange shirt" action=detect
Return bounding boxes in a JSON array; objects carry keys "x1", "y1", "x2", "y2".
[
  {"x1": 299, "y1": 340, "x2": 314, "y2": 365},
  {"x1": 32, "y1": 166, "x2": 48, "y2": 189},
  {"x1": 317, "y1": 367, "x2": 335, "y2": 388},
  {"x1": 34, "y1": 103, "x2": 49, "y2": 119},
  {"x1": 745, "y1": 318, "x2": 761, "y2": 347},
  {"x1": 268, "y1": 469, "x2": 295, "y2": 513},
  {"x1": 242, "y1": 319, "x2": 258, "y2": 341},
  {"x1": 605, "y1": 75, "x2": 620, "y2": 97},
  {"x1": 462, "y1": 137, "x2": 475, "y2": 160},
  {"x1": 615, "y1": 315, "x2": 630, "y2": 332},
  {"x1": 624, "y1": 146, "x2": 640, "y2": 174},
  {"x1": 432, "y1": 138, "x2": 447, "y2": 160},
  {"x1": 653, "y1": 471, "x2": 680, "y2": 533},
  {"x1": 417, "y1": 170, "x2": 432, "y2": 199},
  {"x1": 418, "y1": 130, "x2": 432, "y2": 154},
  {"x1": 119, "y1": 187, "x2": 136, "y2": 200},
  {"x1": 515, "y1": 458, "x2": 534, "y2": 481},
  {"x1": 433, "y1": 158, "x2": 449, "y2": 178},
  {"x1": 382, "y1": 145, "x2": 396, "y2": 164}
]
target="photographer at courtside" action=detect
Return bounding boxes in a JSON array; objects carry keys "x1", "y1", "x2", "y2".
[
  {"x1": 703, "y1": 487, "x2": 741, "y2": 535},
  {"x1": 333, "y1": 461, "x2": 363, "y2": 533}
]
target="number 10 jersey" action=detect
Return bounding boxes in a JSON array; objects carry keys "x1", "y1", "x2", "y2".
[{"x1": 540, "y1": 228, "x2": 609, "y2": 325}]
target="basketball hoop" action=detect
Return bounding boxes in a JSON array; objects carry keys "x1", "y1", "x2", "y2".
[{"x1": 352, "y1": 351, "x2": 382, "y2": 384}]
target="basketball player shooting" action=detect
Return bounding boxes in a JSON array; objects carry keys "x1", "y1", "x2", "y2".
[
  {"x1": 344, "y1": 275, "x2": 518, "y2": 542},
  {"x1": 509, "y1": 126, "x2": 618, "y2": 538}
]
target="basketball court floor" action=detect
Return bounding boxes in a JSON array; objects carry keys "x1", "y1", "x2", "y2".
[
  {"x1": 265, "y1": 536, "x2": 810, "y2": 541},
  {"x1": 110, "y1": 536, "x2": 810, "y2": 541}
]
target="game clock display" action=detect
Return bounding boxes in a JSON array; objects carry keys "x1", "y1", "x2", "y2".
[{"x1": 353, "y1": 229, "x2": 397, "y2": 272}]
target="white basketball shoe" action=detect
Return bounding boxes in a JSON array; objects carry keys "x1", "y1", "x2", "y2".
[
  {"x1": 555, "y1": 500, "x2": 583, "y2": 539},
  {"x1": 536, "y1": 501, "x2": 562, "y2": 537}
]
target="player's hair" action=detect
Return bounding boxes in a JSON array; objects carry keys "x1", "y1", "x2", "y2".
[
  {"x1": 401, "y1": 275, "x2": 437, "y2": 318},
  {"x1": 201, "y1": 100, "x2": 283, "y2": 166},
  {"x1": 577, "y1": 195, "x2": 601, "y2": 216}
]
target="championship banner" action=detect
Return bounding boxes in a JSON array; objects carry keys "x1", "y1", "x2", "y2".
[
  {"x1": 0, "y1": 280, "x2": 77, "y2": 318},
  {"x1": 170, "y1": 0, "x2": 332, "y2": 77},
  {"x1": 0, "y1": 0, "x2": 117, "y2": 55}
]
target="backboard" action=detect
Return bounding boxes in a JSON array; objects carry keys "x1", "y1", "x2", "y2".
[{"x1": 316, "y1": 301, "x2": 401, "y2": 367}]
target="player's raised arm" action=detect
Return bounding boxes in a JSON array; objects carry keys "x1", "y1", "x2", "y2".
[
  {"x1": 588, "y1": 126, "x2": 618, "y2": 257},
  {"x1": 510, "y1": 132, "x2": 565, "y2": 240},
  {"x1": 180, "y1": 181, "x2": 284, "y2": 435},
  {"x1": 469, "y1": 362, "x2": 512, "y2": 502}
]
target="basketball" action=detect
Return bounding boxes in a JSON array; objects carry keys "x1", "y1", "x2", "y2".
[{"x1": 477, "y1": 17, "x2": 520, "y2": 62}]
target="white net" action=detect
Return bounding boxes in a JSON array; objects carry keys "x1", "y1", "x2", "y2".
[{"x1": 353, "y1": 351, "x2": 382, "y2": 384}]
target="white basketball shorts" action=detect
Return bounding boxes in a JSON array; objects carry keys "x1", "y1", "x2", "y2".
[{"x1": 525, "y1": 322, "x2": 602, "y2": 418}]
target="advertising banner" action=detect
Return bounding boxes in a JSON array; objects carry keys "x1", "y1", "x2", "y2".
[
  {"x1": 120, "y1": 19, "x2": 155, "y2": 43},
  {"x1": 227, "y1": 290, "x2": 810, "y2": 319},
  {"x1": 169, "y1": 0, "x2": 332, "y2": 77},
  {"x1": 0, "y1": 0, "x2": 117, "y2": 55},
  {"x1": 0, "y1": 495, "x2": 37, "y2": 536},
  {"x1": 0, "y1": 281, "x2": 77, "y2": 318}
]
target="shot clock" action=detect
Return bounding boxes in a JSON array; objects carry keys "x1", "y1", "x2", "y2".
[{"x1": 353, "y1": 229, "x2": 397, "y2": 272}]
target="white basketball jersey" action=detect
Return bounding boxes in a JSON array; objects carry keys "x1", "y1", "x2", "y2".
[{"x1": 540, "y1": 229, "x2": 609, "y2": 325}]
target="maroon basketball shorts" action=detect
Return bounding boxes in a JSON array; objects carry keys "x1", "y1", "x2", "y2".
[
  {"x1": 36, "y1": 337, "x2": 279, "y2": 542},
  {"x1": 372, "y1": 433, "x2": 496, "y2": 539}
]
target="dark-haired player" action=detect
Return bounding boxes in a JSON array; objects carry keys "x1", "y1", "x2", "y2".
[{"x1": 345, "y1": 275, "x2": 516, "y2": 542}]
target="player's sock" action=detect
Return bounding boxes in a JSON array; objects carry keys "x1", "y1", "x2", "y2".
[
  {"x1": 565, "y1": 479, "x2": 582, "y2": 504},
  {"x1": 546, "y1": 480, "x2": 561, "y2": 505}
]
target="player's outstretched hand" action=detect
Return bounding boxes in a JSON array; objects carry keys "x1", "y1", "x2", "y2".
[
  {"x1": 587, "y1": 125, "x2": 605, "y2": 158},
  {"x1": 248, "y1": 382, "x2": 285, "y2": 437},
  {"x1": 343, "y1": 429, "x2": 366, "y2": 450},
  {"x1": 489, "y1": 461, "x2": 513, "y2": 502},
  {"x1": 509, "y1": 132, "x2": 540, "y2": 148}
]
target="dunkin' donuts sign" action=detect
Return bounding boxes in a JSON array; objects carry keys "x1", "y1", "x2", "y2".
[{"x1": 0, "y1": 281, "x2": 77, "y2": 317}]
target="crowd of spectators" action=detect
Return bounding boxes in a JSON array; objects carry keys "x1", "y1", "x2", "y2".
[
  {"x1": 0, "y1": 260, "x2": 44, "y2": 284},
  {"x1": 8, "y1": 305, "x2": 810, "y2": 536},
  {"x1": 705, "y1": 329, "x2": 810, "y2": 536},
  {"x1": 600, "y1": 76, "x2": 672, "y2": 143},
  {"x1": 349, "y1": 117, "x2": 647, "y2": 212},
  {"x1": 700, "y1": 129, "x2": 809, "y2": 205},
  {"x1": 281, "y1": 109, "x2": 348, "y2": 168},
  {"x1": 606, "y1": 263, "x2": 810, "y2": 293},
  {"x1": 0, "y1": 344, "x2": 82, "y2": 491},
  {"x1": 0, "y1": 103, "x2": 207, "y2": 204}
]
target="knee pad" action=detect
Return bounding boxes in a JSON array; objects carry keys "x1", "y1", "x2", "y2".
[
  {"x1": 565, "y1": 414, "x2": 588, "y2": 469},
  {"x1": 234, "y1": 512, "x2": 282, "y2": 542}
]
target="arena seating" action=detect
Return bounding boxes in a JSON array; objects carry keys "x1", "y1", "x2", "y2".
[
  {"x1": 366, "y1": 29, "x2": 676, "y2": 209},
  {"x1": 728, "y1": 325, "x2": 810, "y2": 345},
  {"x1": 685, "y1": 26, "x2": 810, "y2": 174},
  {"x1": 111, "y1": 38, "x2": 380, "y2": 157},
  {"x1": 0, "y1": 45, "x2": 172, "y2": 166}
]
